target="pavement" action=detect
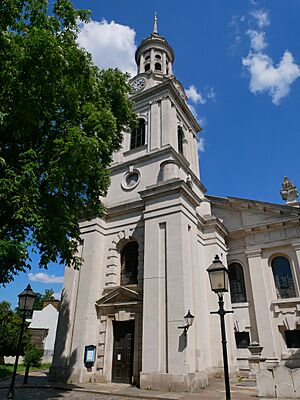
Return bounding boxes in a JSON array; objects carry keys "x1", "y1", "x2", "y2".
[{"x1": 0, "y1": 369, "x2": 291, "y2": 400}]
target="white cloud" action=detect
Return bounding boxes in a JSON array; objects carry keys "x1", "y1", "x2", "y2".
[
  {"x1": 251, "y1": 9, "x2": 270, "y2": 29},
  {"x1": 185, "y1": 85, "x2": 216, "y2": 105},
  {"x1": 197, "y1": 137, "x2": 205, "y2": 152},
  {"x1": 240, "y1": 6, "x2": 300, "y2": 104},
  {"x1": 247, "y1": 30, "x2": 267, "y2": 51},
  {"x1": 28, "y1": 272, "x2": 64, "y2": 284},
  {"x1": 53, "y1": 291, "x2": 62, "y2": 300},
  {"x1": 77, "y1": 19, "x2": 137, "y2": 76},
  {"x1": 185, "y1": 85, "x2": 206, "y2": 104},
  {"x1": 242, "y1": 51, "x2": 300, "y2": 105},
  {"x1": 206, "y1": 87, "x2": 216, "y2": 100}
]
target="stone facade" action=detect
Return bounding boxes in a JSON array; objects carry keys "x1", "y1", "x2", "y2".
[{"x1": 50, "y1": 20, "x2": 300, "y2": 391}]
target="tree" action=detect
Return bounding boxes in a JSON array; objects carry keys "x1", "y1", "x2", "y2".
[
  {"x1": 33, "y1": 288, "x2": 55, "y2": 310},
  {"x1": 0, "y1": 301, "x2": 31, "y2": 364},
  {"x1": 0, "y1": 0, "x2": 136, "y2": 285},
  {"x1": 23, "y1": 344, "x2": 43, "y2": 384}
]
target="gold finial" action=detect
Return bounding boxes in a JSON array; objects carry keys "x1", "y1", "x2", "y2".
[{"x1": 153, "y1": 12, "x2": 158, "y2": 34}]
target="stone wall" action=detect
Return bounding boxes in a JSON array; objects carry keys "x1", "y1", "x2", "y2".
[{"x1": 257, "y1": 365, "x2": 300, "y2": 398}]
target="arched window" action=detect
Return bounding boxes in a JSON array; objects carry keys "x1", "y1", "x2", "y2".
[
  {"x1": 121, "y1": 242, "x2": 138, "y2": 285},
  {"x1": 155, "y1": 63, "x2": 161, "y2": 71},
  {"x1": 145, "y1": 63, "x2": 150, "y2": 72},
  {"x1": 228, "y1": 263, "x2": 247, "y2": 303},
  {"x1": 271, "y1": 256, "x2": 296, "y2": 299},
  {"x1": 155, "y1": 54, "x2": 161, "y2": 59},
  {"x1": 178, "y1": 127, "x2": 184, "y2": 155},
  {"x1": 130, "y1": 118, "x2": 145, "y2": 150}
]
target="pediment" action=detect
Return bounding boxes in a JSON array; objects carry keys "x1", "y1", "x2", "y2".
[
  {"x1": 207, "y1": 195, "x2": 300, "y2": 232},
  {"x1": 96, "y1": 286, "x2": 142, "y2": 307}
]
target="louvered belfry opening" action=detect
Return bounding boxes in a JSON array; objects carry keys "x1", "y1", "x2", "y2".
[{"x1": 121, "y1": 242, "x2": 139, "y2": 285}]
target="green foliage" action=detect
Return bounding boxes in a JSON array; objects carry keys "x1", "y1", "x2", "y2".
[
  {"x1": 0, "y1": 0, "x2": 136, "y2": 284},
  {"x1": 0, "y1": 363, "x2": 51, "y2": 379},
  {"x1": 0, "y1": 301, "x2": 31, "y2": 360},
  {"x1": 33, "y1": 288, "x2": 55, "y2": 310},
  {"x1": 24, "y1": 344, "x2": 43, "y2": 367}
]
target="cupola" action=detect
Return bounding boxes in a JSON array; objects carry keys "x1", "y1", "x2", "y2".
[{"x1": 135, "y1": 14, "x2": 174, "y2": 76}]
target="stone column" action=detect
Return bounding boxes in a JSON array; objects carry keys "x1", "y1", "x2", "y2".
[
  {"x1": 162, "y1": 52, "x2": 167, "y2": 75},
  {"x1": 150, "y1": 100, "x2": 161, "y2": 151},
  {"x1": 248, "y1": 342, "x2": 266, "y2": 379},
  {"x1": 139, "y1": 53, "x2": 144, "y2": 74},
  {"x1": 246, "y1": 250, "x2": 278, "y2": 364},
  {"x1": 150, "y1": 48, "x2": 155, "y2": 72},
  {"x1": 292, "y1": 242, "x2": 300, "y2": 293},
  {"x1": 161, "y1": 96, "x2": 171, "y2": 147}
]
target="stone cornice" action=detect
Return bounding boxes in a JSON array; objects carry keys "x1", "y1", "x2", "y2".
[
  {"x1": 197, "y1": 214, "x2": 229, "y2": 238},
  {"x1": 139, "y1": 178, "x2": 202, "y2": 208},
  {"x1": 229, "y1": 216, "x2": 300, "y2": 235},
  {"x1": 207, "y1": 194, "x2": 300, "y2": 216},
  {"x1": 106, "y1": 199, "x2": 144, "y2": 219},
  {"x1": 110, "y1": 145, "x2": 207, "y2": 194}
]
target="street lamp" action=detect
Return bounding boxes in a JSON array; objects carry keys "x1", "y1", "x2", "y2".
[
  {"x1": 7, "y1": 285, "x2": 36, "y2": 400},
  {"x1": 207, "y1": 255, "x2": 233, "y2": 400},
  {"x1": 178, "y1": 310, "x2": 195, "y2": 334}
]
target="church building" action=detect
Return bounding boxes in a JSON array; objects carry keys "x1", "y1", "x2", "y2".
[{"x1": 50, "y1": 18, "x2": 300, "y2": 392}]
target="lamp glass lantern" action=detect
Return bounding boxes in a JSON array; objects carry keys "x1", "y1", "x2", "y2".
[
  {"x1": 207, "y1": 255, "x2": 229, "y2": 293},
  {"x1": 184, "y1": 310, "x2": 194, "y2": 328},
  {"x1": 18, "y1": 284, "x2": 36, "y2": 311}
]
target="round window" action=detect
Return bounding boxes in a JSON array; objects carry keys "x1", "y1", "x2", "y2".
[{"x1": 121, "y1": 170, "x2": 141, "y2": 190}]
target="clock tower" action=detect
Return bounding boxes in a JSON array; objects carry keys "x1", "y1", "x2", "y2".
[
  {"x1": 109, "y1": 15, "x2": 203, "y2": 197},
  {"x1": 51, "y1": 16, "x2": 236, "y2": 391}
]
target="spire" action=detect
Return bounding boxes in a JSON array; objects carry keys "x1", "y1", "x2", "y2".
[{"x1": 153, "y1": 12, "x2": 158, "y2": 35}]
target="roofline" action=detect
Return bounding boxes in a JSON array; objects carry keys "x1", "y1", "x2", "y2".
[{"x1": 206, "y1": 194, "x2": 300, "y2": 214}]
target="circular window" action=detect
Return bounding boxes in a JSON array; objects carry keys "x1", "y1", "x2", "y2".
[{"x1": 122, "y1": 170, "x2": 141, "y2": 190}]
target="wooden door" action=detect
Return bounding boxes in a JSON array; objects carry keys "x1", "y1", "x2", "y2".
[{"x1": 112, "y1": 320, "x2": 134, "y2": 384}]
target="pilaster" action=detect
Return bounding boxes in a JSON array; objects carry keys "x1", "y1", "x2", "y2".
[
  {"x1": 292, "y1": 242, "x2": 300, "y2": 294},
  {"x1": 246, "y1": 249, "x2": 278, "y2": 361},
  {"x1": 150, "y1": 100, "x2": 161, "y2": 150}
]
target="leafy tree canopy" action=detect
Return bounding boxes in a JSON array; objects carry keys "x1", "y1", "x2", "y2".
[
  {"x1": 0, "y1": 301, "x2": 31, "y2": 363},
  {"x1": 0, "y1": 0, "x2": 136, "y2": 285},
  {"x1": 33, "y1": 289, "x2": 55, "y2": 310},
  {"x1": 24, "y1": 344, "x2": 43, "y2": 367},
  {"x1": 33, "y1": 288, "x2": 55, "y2": 310}
]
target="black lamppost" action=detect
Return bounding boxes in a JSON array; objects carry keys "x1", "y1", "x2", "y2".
[
  {"x1": 207, "y1": 255, "x2": 233, "y2": 400},
  {"x1": 7, "y1": 285, "x2": 36, "y2": 400}
]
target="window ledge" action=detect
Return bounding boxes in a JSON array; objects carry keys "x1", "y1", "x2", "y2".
[
  {"x1": 271, "y1": 297, "x2": 300, "y2": 314},
  {"x1": 282, "y1": 350, "x2": 300, "y2": 359},
  {"x1": 232, "y1": 302, "x2": 250, "y2": 309},
  {"x1": 123, "y1": 144, "x2": 147, "y2": 157}
]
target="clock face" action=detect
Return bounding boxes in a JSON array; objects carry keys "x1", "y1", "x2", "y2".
[
  {"x1": 131, "y1": 77, "x2": 146, "y2": 93},
  {"x1": 174, "y1": 81, "x2": 186, "y2": 100}
]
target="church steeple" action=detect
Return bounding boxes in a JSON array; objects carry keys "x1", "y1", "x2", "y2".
[
  {"x1": 153, "y1": 12, "x2": 158, "y2": 35},
  {"x1": 135, "y1": 17, "x2": 174, "y2": 76}
]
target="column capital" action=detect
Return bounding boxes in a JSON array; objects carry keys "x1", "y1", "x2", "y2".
[
  {"x1": 292, "y1": 242, "x2": 300, "y2": 251},
  {"x1": 245, "y1": 249, "x2": 262, "y2": 258}
]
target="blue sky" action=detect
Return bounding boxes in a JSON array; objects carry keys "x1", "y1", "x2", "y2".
[{"x1": 2, "y1": 0, "x2": 300, "y2": 307}]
